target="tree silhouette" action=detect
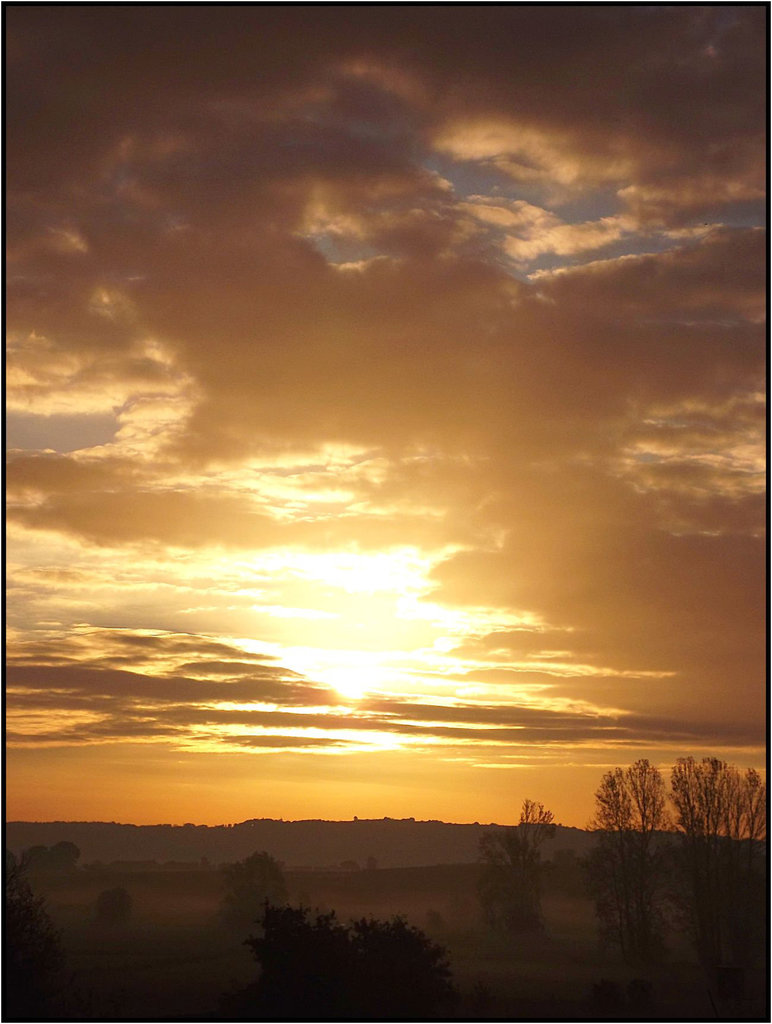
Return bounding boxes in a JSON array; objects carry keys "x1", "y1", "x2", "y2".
[
  {"x1": 670, "y1": 757, "x2": 766, "y2": 969},
  {"x1": 219, "y1": 850, "x2": 288, "y2": 929},
  {"x1": 22, "y1": 841, "x2": 80, "y2": 875},
  {"x1": 4, "y1": 859, "x2": 64, "y2": 1020},
  {"x1": 224, "y1": 903, "x2": 456, "y2": 1020},
  {"x1": 477, "y1": 798, "x2": 555, "y2": 932},
  {"x1": 585, "y1": 759, "x2": 669, "y2": 963}
]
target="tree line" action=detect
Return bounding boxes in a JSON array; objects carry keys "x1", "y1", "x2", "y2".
[{"x1": 478, "y1": 756, "x2": 766, "y2": 978}]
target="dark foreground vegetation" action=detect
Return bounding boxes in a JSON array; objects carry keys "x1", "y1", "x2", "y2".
[{"x1": 4, "y1": 757, "x2": 767, "y2": 1021}]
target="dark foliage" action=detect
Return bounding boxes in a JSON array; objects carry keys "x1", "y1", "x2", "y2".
[
  {"x1": 4, "y1": 862, "x2": 65, "y2": 1020},
  {"x1": 22, "y1": 841, "x2": 81, "y2": 875},
  {"x1": 224, "y1": 903, "x2": 456, "y2": 1020},
  {"x1": 96, "y1": 886, "x2": 133, "y2": 925}
]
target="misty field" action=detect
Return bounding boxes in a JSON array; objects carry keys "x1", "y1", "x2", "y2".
[{"x1": 26, "y1": 861, "x2": 764, "y2": 1021}]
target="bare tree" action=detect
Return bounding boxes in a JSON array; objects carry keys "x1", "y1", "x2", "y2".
[
  {"x1": 670, "y1": 757, "x2": 766, "y2": 968},
  {"x1": 478, "y1": 799, "x2": 555, "y2": 932},
  {"x1": 585, "y1": 759, "x2": 669, "y2": 963}
]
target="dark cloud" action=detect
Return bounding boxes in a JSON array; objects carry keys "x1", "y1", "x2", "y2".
[
  {"x1": 537, "y1": 228, "x2": 765, "y2": 323},
  {"x1": 7, "y1": 663, "x2": 333, "y2": 707},
  {"x1": 8, "y1": 8, "x2": 763, "y2": 204}
]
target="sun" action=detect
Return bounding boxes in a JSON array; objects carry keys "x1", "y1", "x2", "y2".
[
  {"x1": 327, "y1": 666, "x2": 370, "y2": 701},
  {"x1": 293, "y1": 648, "x2": 398, "y2": 702}
]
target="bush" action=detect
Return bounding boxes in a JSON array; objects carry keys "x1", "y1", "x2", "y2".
[{"x1": 224, "y1": 903, "x2": 456, "y2": 1019}]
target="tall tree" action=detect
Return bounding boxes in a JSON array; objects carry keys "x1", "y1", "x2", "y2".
[
  {"x1": 670, "y1": 757, "x2": 766, "y2": 968},
  {"x1": 219, "y1": 850, "x2": 288, "y2": 930},
  {"x1": 477, "y1": 798, "x2": 556, "y2": 932},
  {"x1": 585, "y1": 759, "x2": 668, "y2": 963}
]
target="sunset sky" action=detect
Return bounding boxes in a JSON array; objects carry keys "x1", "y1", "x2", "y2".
[{"x1": 6, "y1": 6, "x2": 766, "y2": 828}]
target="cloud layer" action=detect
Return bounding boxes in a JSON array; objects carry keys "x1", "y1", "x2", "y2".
[{"x1": 6, "y1": 6, "x2": 765, "y2": 825}]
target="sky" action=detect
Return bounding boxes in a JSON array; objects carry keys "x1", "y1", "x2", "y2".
[{"x1": 6, "y1": 6, "x2": 766, "y2": 828}]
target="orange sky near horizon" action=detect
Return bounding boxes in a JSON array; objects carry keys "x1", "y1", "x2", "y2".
[{"x1": 6, "y1": 7, "x2": 766, "y2": 829}]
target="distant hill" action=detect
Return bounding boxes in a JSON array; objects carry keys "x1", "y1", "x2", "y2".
[{"x1": 5, "y1": 818, "x2": 597, "y2": 868}]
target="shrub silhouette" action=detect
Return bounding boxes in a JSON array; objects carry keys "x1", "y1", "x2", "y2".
[
  {"x1": 224, "y1": 903, "x2": 456, "y2": 1019},
  {"x1": 96, "y1": 886, "x2": 132, "y2": 925},
  {"x1": 220, "y1": 850, "x2": 287, "y2": 929},
  {"x1": 4, "y1": 860, "x2": 64, "y2": 1020},
  {"x1": 22, "y1": 841, "x2": 81, "y2": 875}
]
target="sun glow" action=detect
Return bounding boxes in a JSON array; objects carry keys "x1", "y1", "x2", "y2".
[
  {"x1": 218, "y1": 545, "x2": 544, "y2": 704},
  {"x1": 324, "y1": 666, "x2": 372, "y2": 701},
  {"x1": 279, "y1": 646, "x2": 399, "y2": 701},
  {"x1": 255, "y1": 546, "x2": 434, "y2": 595}
]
